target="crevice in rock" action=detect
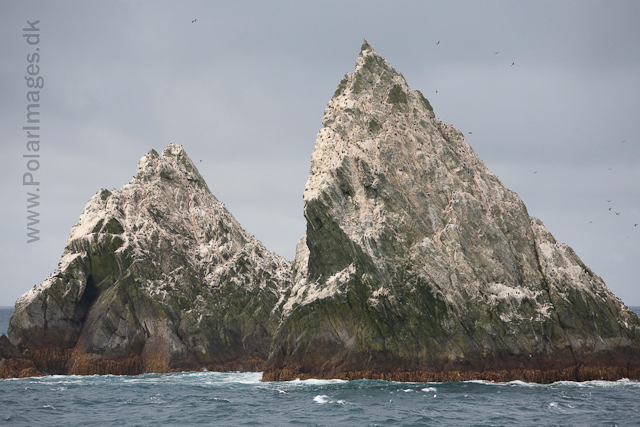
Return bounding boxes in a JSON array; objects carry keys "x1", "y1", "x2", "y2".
[
  {"x1": 79, "y1": 275, "x2": 100, "y2": 324},
  {"x1": 531, "y1": 232, "x2": 578, "y2": 366}
]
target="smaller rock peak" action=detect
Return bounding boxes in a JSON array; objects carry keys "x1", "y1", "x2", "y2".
[
  {"x1": 135, "y1": 143, "x2": 207, "y2": 190},
  {"x1": 136, "y1": 149, "x2": 160, "y2": 176},
  {"x1": 357, "y1": 39, "x2": 382, "y2": 62},
  {"x1": 354, "y1": 41, "x2": 397, "y2": 81},
  {"x1": 360, "y1": 39, "x2": 373, "y2": 53},
  {"x1": 162, "y1": 142, "x2": 187, "y2": 158}
]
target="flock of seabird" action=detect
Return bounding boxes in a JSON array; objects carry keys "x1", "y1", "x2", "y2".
[
  {"x1": 598, "y1": 139, "x2": 637, "y2": 229},
  {"x1": 433, "y1": 39, "x2": 636, "y2": 232},
  {"x1": 434, "y1": 40, "x2": 515, "y2": 95},
  {"x1": 187, "y1": 28, "x2": 637, "y2": 233}
]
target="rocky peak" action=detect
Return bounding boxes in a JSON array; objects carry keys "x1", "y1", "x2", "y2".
[
  {"x1": 304, "y1": 40, "x2": 488, "y2": 286},
  {"x1": 322, "y1": 40, "x2": 432, "y2": 131},
  {"x1": 135, "y1": 143, "x2": 208, "y2": 190},
  {"x1": 9, "y1": 143, "x2": 290, "y2": 374},
  {"x1": 264, "y1": 42, "x2": 640, "y2": 382}
]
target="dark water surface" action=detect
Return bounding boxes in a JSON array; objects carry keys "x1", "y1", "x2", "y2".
[
  {"x1": 1, "y1": 372, "x2": 640, "y2": 426},
  {"x1": 1, "y1": 307, "x2": 640, "y2": 426},
  {"x1": 0, "y1": 307, "x2": 13, "y2": 336}
]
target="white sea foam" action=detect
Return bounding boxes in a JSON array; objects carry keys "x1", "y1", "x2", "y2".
[
  {"x1": 313, "y1": 395, "x2": 329, "y2": 404},
  {"x1": 119, "y1": 371, "x2": 263, "y2": 386},
  {"x1": 461, "y1": 378, "x2": 640, "y2": 388},
  {"x1": 553, "y1": 379, "x2": 640, "y2": 388},
  {"x1": 287, "y1": 378, "x2": 347, "y2": 385},
  {"x1": 149, "y1": 394, "x2": 166, "y2": 404},
  {"x1": 6, "y1": 372, "x2": 638, "y2": 392}
]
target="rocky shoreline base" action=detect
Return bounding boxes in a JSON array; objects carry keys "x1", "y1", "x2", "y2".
[
  {"x1": 262, "y1": 366, "x2": 640, "y2": 384},
  {"x1": 6, "y1": 361, "x2": 637, "y2": 385},
  {"x1": 3, "y1": 342, "x2": 639, "y2": 384},
  {"x1": 0, "y1": 343, "x2": 265, "y2": 379}
]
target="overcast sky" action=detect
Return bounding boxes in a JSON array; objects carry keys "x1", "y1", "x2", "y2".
[{"x1": 1, "y1": 1, "x2": 639, "y2": 307}]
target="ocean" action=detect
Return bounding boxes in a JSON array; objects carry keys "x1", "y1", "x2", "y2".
[
  {"x1": 0, "y1": 307, "x2": 12, "y2": 337},
  {"x1": 2, "y1": 306, "x2": 640, "y2": 426}
]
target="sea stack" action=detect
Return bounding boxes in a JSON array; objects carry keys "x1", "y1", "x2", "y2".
[
  {"x1": 262, "y1": 40, "x2": 640, "y2": 382},
  {"x1": 7, "y1": 143, "x2": 290, "y2": 376}
]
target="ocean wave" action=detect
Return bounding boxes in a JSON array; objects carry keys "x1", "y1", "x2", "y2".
[
  {"x1": 5, "y1": 371, "x2": 639, "y2": 391},
  {"x1": 461, "y1": 378, "x2": 640, "y2": 388},
  {"x1": 4, "y1": 371, "x2": 263, "y2": 387},
  {"x1": 312, "y1": 394, "x2": 347, "y2": 405},
  {"x1": 552, "y1": 378, "x2": 640, "y2": 388},
  {"x1": 288, "y1": 378, "x2": 347, "y2": 385},
  {"x1": 313, "y1": 394, "x2": 329, "y2": 404}
]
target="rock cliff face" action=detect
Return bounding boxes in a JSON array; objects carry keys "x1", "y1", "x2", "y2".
[
  {"x1": 6, "y1": 42, "x2": 639, "y2": 383},
  {"x1": 8, "y1": 143, "x2": 290, "y2": 375},
  {"x1": 263, "y1": 41, "x2": 640, "y2": 382}
]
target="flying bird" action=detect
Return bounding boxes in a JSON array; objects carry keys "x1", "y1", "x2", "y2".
[
  {"x1": 607, "y1": 199, "x2": 612, "y2": 202},
  {"x1": 635, "y1": 224, "x2": 638, "y2": 227},
  {"x1": 533, "y1": 171, "x2": 538, "y2": 174},
  {"x1": 494, "y1": 51, "x2": 499, "y2": 54},
  {"x1": 436, "y1": 41, "x2": 440, "y2": 45},
  {"x1": 192, "y1": 19, "x2": 197, "y2": 23},
  {"x1": 608, "y1": 168, "x2": 613, "y2": 170},
  {"x1": 615, "y1": 212, "x2": 621, "y2": 215},
  {"x1": 468, "y1": 132, "x2": 472, "y2": 135},
  {"x1": 199, "y1": 160, "x2": 202, "y2": 162},
  {"x1": 511, "y1": 62, "x2": 515, "y2": 66},
  {"x1": 589, "y1": 221, "x2": 593, "y2": 223},
  {"x1": 609, "y1": 208, "x2": 612, "y2": 211},
  {"x1": 435, "y1": 90, "x2": 439, "y2": 94}
]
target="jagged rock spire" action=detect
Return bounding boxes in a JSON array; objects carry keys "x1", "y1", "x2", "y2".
[
  {"x1": 360, "y1": 38, "x2": 372, "y2": 52},
  {"x1": 135, "y1": 143, "x2": 208, "y2": 190},
  {"x1": 264, "y1": 42, "x2": 640, "y2": 382}
]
